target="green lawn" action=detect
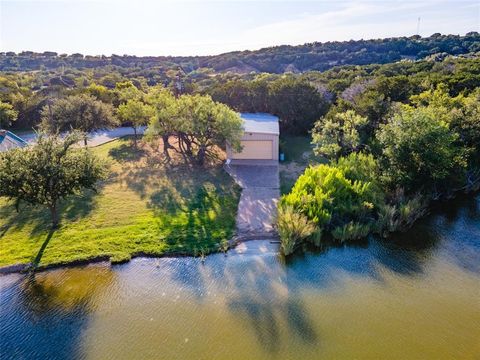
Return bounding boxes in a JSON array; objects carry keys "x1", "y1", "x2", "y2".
[
  {"x1": 280, "y1": 136, "x2": 315, "y2": 164},
  {"x1": 0, "y1": 138, "x2": 241, "y2": 268},
  {"x1": 279, "y1": 136, "x2": 326, "y2": 194}
]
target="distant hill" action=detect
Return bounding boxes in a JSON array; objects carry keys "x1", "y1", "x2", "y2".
[{"x1": 1, "y1": 33, "x2": 479, "y2": 74}]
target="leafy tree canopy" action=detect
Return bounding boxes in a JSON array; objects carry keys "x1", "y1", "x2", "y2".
[
  {"x1": 41, "y1": 94, "x2": 119, "y2": 145},
  {"x1": 0, "y1": 100, "x2": 18, "y2": 128},
  {"x1": 0, "y1": 132, "x2": 107, "y2": 227},
  {"x1": 377, "y1": 105, "x2": 467, "y2": 195},
  {"x1": 312, "y1": 110, "x2": 368, "y2": 160}
]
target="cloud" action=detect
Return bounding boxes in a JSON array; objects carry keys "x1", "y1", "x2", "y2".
[
  {"x1": 2, "y1": 0, "x2": 478, "y2": 56},
  {"x1": 234, "y1": 0, "x2": 479, "y2": 51}
]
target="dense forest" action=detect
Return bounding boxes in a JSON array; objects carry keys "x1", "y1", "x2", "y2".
[
  {"x1": 1, "y1": 33, "x2": 479, "y2": 75},
  {"x1": 1, "y1": 52, "x2": 479, "y2": 136}
]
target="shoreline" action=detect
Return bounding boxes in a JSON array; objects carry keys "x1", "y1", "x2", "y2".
[
  {"x1": 0, "y1": 234, "x2": 280, "y2": 275},
  {"x1": 1, "y1": 191, "x2": 477, "y2": 276}
]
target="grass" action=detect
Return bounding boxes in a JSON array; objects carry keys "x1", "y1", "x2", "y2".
[
  {"x1": 279, "y1": 136, "x2": 326, "y2": 194},
  {"x1": 0, "y1": 137, "x2": 241, "y2": 268},
  {"x1": 280, "y1": 136, "x2": 316, "y2": 164}
]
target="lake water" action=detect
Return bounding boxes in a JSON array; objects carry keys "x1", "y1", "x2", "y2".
[{"x1": 1, "y1": 195, "x2": 479, "y2": 359}]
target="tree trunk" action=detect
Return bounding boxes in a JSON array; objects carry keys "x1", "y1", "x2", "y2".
[
  {"x1": 197, "y1": 145, "x2": 206, "y2": 166},
  {"x1": 84, "y1": 136, "x2": 88, "y2": 147},
  {"x1": 133, "y1": 127, "x2": 138, "y2": 149},
  {"x1": 162, "y1": 134, "x2": 172, "y2": 161},
  {"x1": 49, "y1": 204, "x2": 59, "y2": 228}
]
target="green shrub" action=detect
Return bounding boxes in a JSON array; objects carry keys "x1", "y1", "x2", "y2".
[
  {"x1": 281, "y1": 162, "x2": 378, "y2": 233},
  {"x1": 277, "y1": 205, "x2": 316, "y2": 255}
]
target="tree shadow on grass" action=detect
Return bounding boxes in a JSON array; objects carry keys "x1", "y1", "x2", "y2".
[
  {"x1": 32, "y1": 229, "x2": 55, "y2": 269},
  {"x1": 0, "y1": 188, "x2": 99, "y2": 239},
  {"x1": 108, "y1": 143, "x2": 146, "y2": 163},
  {"x1": 141, "y1": 166, "x2": 239, "y2": 251}
]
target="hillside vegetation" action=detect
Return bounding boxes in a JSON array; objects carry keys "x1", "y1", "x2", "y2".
[{"x1": 2, "y1": 33, "x2": 479, "y2": 75}]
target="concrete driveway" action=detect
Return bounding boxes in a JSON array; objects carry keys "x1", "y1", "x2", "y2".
[
  {"x1": 20, "y1": 126, "x2": 146, "y2": 147},
  {"x1": 225, "y1": 160, "x2": 280, "y2": 240}
]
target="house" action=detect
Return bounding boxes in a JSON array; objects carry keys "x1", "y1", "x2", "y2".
[
  {"x1": 0, "y1": 130, "x2": 28, "y2": 152},
  {"x1": 226, "y1": 113, "x2": 279, "y2": 162}
]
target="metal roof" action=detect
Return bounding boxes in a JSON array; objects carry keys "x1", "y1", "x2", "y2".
[
  {"x1": 240, "y1": 113, "x2": 280, "y2": 135},
  {"x1": 0, "y1": 130, "x2": 28, "y2": 152}
]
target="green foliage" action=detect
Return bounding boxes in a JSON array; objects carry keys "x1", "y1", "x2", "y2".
[
  {"x1": 117, "y1": 98, "x2": 154, "y2": 146},
  {"x1": 269, "y1": 77, "x2": 330, "y2": 134},
  {"x1": 377, "y1": 204, "x2": 399, "y2": 234},
  {"x1": 351, "y1": 89, "x2": 390, "y2": 130},
  {"x1": 115, "y1": 81, "x2": 143, "y2": 104},
  {"x1": 331, "y1": 221, "x2": 371, "y2": 242},
  {"x1": 277, "y1": 205, "x2": 316, "y2": 255},
  {"x1": 0, "y1": 100, "x2": 18, "y2": 128},
  {"x1": 145, "y1": 87, "x2": 178, "y2": 134},
  {"x1": 448, "y1": 89, "x2": 480, "y2": 167},
  {"x1": 281, "y1": 163, "x2": 376, "y2": 238},
  {"x1": 376, "y1": 195, "x2": 427, "y2": 236},
  {"x1": 279, "y1": 151, "x2": 431, "y2": 247},
  {"x1": 334, "y1": 152, "x2": 378, "y2": 183},
  {"x1": 282, "y1": 83, "x2": 477, "y2": 252},
  {"x1": 312, "y1": 110, "x2": 368, "y2": 159},
  {"x1": 117, "y1": 99, "x2": 153, "y2": 129},
  {"x1": 84, "y1": 83, "x2": 114, "y2": 103},
  {"x1": 145, "y1": 87, "x2": 178, "y2": 158},
  {"x1": 147, "y1": 91, "x2": 244, "y2": 166},
  {"x1": 177, "y1": 94, "x2": 244, "y2": 163},
  {"x1": 41, "y1": 94, "x2": 119, "y2": 145},
  {"x1": 407, "y1": 85, "x2": 480, "y2": 170},
  {"x1": 0, "y1": 132, "x2": 107, "y2": 226},
  {"x1": 397, "y1": 195, "x2": 428, "y2": 228},
  {"x1": 2, "y1": 33, "x2": 479, "y2": 74},
  {"x1": 377, "y1": 105, "x2": 467, "y2": 194},
  {"x1": 210, "y1": 76, "x2": 329, "y2": 135}
]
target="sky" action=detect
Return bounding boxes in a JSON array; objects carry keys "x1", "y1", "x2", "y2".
[{"x1": 1, "y1": 0, "x2": 479, "y2": 56}]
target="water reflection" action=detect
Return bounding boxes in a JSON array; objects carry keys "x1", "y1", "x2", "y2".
[
  {"x1": 0, "y1": 266, "x2": 116, "y2": 360},
  {"x1": 0, "y1": 195, "x2": 479, "y2": 360}
]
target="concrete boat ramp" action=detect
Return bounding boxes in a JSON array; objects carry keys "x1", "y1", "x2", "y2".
[{"x1": 225, "y1": 160, "x2": 280, "y2": 243}]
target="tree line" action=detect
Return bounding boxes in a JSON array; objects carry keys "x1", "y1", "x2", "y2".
[
  {"x1": 1, "y1": 53, "x2": 479, "y2": 136},
  {"x1": 1, "y1": 33, "x2": 479, "y2": 73}
]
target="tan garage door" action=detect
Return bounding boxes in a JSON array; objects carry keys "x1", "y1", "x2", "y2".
[{"x1": 233, "y1": 140, "x2": 273, "y2": 160}]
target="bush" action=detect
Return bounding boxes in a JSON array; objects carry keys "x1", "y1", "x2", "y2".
[
  {"x1": 282, "y1": 163, "x2": 376, "y2": 229},
  {"x1": 279, "y1": 156, "x2": 384, "y2": 249},
  {"x1": 277, "y1": 205, "x2": 316, "y2": 255}
]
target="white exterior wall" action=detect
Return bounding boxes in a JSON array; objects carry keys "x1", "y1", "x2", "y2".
[{"x1": 227, "y1": 132, "x2": 279, "y2": 161}]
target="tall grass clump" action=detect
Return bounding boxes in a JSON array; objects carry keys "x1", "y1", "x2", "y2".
[
  {"x1": 332, "y1": 221, "x2": 371, "y2": 242},
  {"x1": 277, "y1": 205, "x2": 316, "y2": 255},
  {"x1": 376, "y1": 195, "x2": 428, "y2": 236},
  {"x1": 397, "y1": 195, "x2": 428, "y2": 230}
]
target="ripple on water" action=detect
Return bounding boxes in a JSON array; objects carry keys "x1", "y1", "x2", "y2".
[{"x1": 1, "y1": 196, "x2": 479, "y2": 360}]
